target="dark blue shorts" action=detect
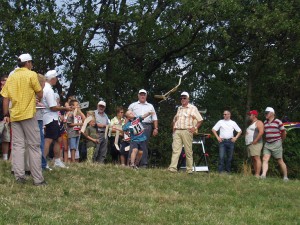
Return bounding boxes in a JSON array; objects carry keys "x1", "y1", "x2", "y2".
[
  {"x1": 44, "y1": 120, "x2": 60, "y2": 140},
  {"x1": 120, "y1": 141, "x2": 130, "y2": 156},
  {"x1": 130, "y1": 141, "x2": 147, "y2": 152}
]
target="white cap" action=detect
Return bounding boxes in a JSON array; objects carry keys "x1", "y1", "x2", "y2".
[
  {"x1": 45, "y1": 70, "x2": 59, "y2": 79},
  {"x1": 18, "y1": 54, "x2": 32, "y2": 62},
  {"x1": 138, "y1": 89, "x2": 147, "y2": 94},
  {"x1": 98, "y1": 100, "x2": 106, "y2": 107},
  {"x1": 180, "y1": 91, "x2": 189, "y2": 98},
  {"x1": 265, "y1": 107, "x2": 275, "y2": 113}
]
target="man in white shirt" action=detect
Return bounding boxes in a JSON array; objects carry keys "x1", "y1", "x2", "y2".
[
  {"x1": 212, "y1": 110, "x2": 242, "y2": 173},
  {"x1": 128, "y1": 89, "x2": 158, "y2": 168},
  {"x1": 43, "y1": 70, "x2": 72, "y2": 169}
]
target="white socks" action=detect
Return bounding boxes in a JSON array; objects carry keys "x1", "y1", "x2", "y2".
[{"x1": 3, "y1": 154, "x2": 8, "y2": 160}]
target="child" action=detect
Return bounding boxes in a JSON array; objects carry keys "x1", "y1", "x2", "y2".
[
  {"x1": 0, "y1": 74, "x2": 10, "y2": 161},
  {"x1": 109, "y1": 107, "x2": 125, "y2": 164},
  {"x1": 67, "y1": 99, "x2": 86, "y2": 162},
  {"x1": 111, "y1": 121, "x2": 131, "y2": 166},
  {"x1": 55, "y1": 93, "x2": 69, "y2": 163},
  {"x1": 84, "y1": 119, "x2": 99, "y2": 163},
  {"x1": 122, "y1": 110, "x2": 154, "y2": 169},
  {"x1": 119, "y1": 131, "x2": 131, "y2": 166}
]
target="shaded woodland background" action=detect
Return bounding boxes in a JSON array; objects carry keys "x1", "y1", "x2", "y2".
[{"x1": 0, "y1": 0, "x2": 299, "y2": 177}]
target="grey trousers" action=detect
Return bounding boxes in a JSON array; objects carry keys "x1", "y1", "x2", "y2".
[
  {"x1": 140, "y1": 123, "x2": 153, "y2": 166},
  {"x1": 11, "y1": 118, "x2": 44, "y2": 184},
  {"x1": 93, "y1": 133, "x2": 108, "y2": 163}
]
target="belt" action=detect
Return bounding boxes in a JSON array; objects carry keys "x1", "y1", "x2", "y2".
[
  {"x1": 266, "y1": 139, "x2": 281, "y2": 144},
  {"x1": 98, "y1": 131, "x2": 105, "y2": 133},
  {"x1": 222, "y1": 138, "x2": 232, "y2": 141},
  {"x1": 175, "y1": 129, "x2": 188, "y2": 130},
  {"x1": 142, "y1": 122, "x2": 153, "y2": 125}
]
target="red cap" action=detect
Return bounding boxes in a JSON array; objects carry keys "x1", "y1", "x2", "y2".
[{"x1": 248, "y1": 110, "x2": 258, "y2": 116}]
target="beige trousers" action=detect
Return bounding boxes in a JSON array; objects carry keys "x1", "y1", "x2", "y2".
[
  {"x1": 11, "y1": 118, "x2": 44, "y2": 184},
  {"x1": 169, "y1": 130, "x2": 193, "y2": 173}
]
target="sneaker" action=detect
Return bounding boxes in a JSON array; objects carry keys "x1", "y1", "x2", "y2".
[
  {"x1": 16, "y1": 177, "x2": 26, "y2": 184},
  {"x1": 130, "y1": 164, "x2": 139, "y2": 170},
  {"x1": 54, "y1": 160, "x2": 69, "y2": 168},
  {"x1": 44, "y1": 164, "x2": 53, "y2": 171},
  {"x1": 260, "y1": 175, "x2": 266, "y2": 179},
  {"x1": 283, "y1": 177, "x2": 289, "y2": 182},
  {"x1": 34, "y1": 180, "x2": 47, "y2": 186},
  {"x1": 168, "y1": 168, "x2": 177, "y2": 173}
]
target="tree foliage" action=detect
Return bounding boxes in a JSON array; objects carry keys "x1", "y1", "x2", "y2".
[{"x1": 0, "y1": 0, "x2": 299, "y2": 176}]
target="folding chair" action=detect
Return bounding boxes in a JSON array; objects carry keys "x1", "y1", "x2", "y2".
[{"x1": 192, "y1": 134, "x2": 210, "y2": 172}]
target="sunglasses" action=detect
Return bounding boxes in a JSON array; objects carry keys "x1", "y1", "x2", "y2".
[
  {"x1": 180, "y1": 97, "x2": 187, "y2": 99},
  {"x1": 265, "y1": 111, "x2": 270, "y2": 115}
]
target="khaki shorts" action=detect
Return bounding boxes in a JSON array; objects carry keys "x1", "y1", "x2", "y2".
[
  {"x1": 0, "y1": 121, "x2": 10, "y2": 142},
  {"x1": 263, "y1": 140, "x2": 283, "y2": 159},
  {"x1": 247, "y1": 142, "x2": 263, "y2": 157}
]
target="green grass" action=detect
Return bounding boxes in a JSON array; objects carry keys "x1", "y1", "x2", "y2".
[{"x1": 0, "y1": 161, "x2": 299, "y2": 225}]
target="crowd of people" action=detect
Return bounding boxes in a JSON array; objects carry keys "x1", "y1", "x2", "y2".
[{"x1": 0, "y1": 54, "x2": 289, "y2": 186}]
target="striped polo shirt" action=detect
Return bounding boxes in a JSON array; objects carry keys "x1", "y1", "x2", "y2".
[
  {"x1": 264, "y1": 119, "x2": 285, "y2": 143},
  {"x1": 173, "y1": 103, "x2": 203, "y2": 129}
]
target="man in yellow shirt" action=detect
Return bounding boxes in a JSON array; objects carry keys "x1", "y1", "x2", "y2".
[
  {"x1": 168, "y1": 92, "x2": 203, "y2": 174},
  {"x1": 1, "y1": 53, "x2": 46, "y2": 185}
]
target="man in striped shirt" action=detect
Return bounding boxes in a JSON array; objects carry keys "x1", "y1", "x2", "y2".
[
  {"x1": 261, "y1": 107, "x2": 288, "y2": 180},
  {"x1": 168, "y1": 92, "x2": 203, "y2": 174}
]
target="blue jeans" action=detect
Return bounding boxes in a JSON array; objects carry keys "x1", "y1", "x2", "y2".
[
  {"x1": 38, "y1": 120, "x2": 47, "y2": 169},
  {"x1": 69, "y1": 136, "x2": 79, "y2": 150},
  {"x1": 218, "y1": 140, "x2": 235, "y2": 173}
]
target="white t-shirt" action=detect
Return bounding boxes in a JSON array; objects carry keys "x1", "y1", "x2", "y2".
[
  {"x1": 42, "y1": 82, "x2": 58, "y2": 125},
  {"x1": 128, "y1": 101, "x2": 157, "y2": 123},
  {"x1": 212, "y1": 119, "x2": 241, "y2": 139}
]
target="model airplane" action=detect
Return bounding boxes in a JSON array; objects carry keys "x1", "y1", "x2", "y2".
[
  {"x1": 154, "y1": 76, "x2": 182, "y2": 103},
  {"x1": 199, "y1": 109, "x2": 207, "y2": 114}
]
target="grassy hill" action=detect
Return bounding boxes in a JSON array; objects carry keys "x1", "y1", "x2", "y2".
[{"x1": 0, "y1": 161, "x2": 299, "y2": 225}]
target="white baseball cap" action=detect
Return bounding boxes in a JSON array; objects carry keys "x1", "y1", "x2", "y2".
[
  {"x1": 265, "y1": 107, "x2": 275, "y2": 113},
  {"x1": 45, "y1": 70, "x2": 59, "y2": 79},
  {"x1": 18, "y1": 53, "x2": 32, "y2": 62},
  {"x1": 180, "y1": 91, "x2": 189, "y2": 98},
  {"x1": 98, "y1": 100, "x2": 106, "y2": 107},
  {"x1": 138, "y1": 89, "x2": 147, "y2": 94}
]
